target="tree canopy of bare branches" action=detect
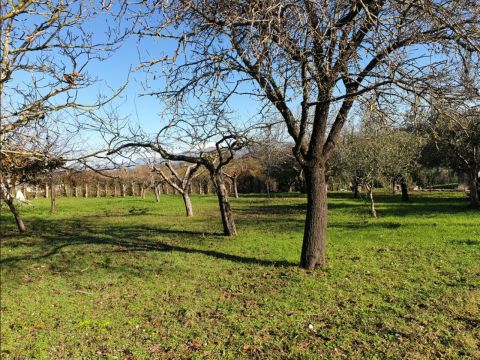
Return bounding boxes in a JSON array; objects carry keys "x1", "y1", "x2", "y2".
[
  {"x1": 129, "y1": 0, "x2": 480, "y2": 269},
  {"x1": 1, "y1": 0, "x2": 127, "y2": 232}
]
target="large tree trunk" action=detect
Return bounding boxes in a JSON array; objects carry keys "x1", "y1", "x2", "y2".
[
  {"x1": 182, "y1": 192, "x2": 194, "y2": 216},
  {"x1": 212, "y1": 172, "x2": 237, "y2": 236},
  {"x1": 300, "y1": 166, "x2": 327, "y2": 270},
  {"x1": 50, "y1": 182, "x2": 56, "y2": 214},
  {"x1": 469, "y1": 170, "x2": 479, "y2": 207},
  {"x1": 400, "y1": 177, "x2": 409, "y2": 202},
  {"x1": 4, "y1": 197, "x2": 26, "y2": 233}
]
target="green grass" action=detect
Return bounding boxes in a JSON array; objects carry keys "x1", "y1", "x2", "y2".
[{"x1": 1, "y1": 192, "x2": 479, "y2": 359}]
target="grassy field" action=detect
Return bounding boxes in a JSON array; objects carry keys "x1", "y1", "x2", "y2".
[{"x1": 1, "y1": 192, "x2": 479, "y2": 359}]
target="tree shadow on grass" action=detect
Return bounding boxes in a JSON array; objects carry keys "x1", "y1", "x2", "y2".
[
  {"x1": 235, "y1": 192, "x2": 478, "y2": 218},
  {"x1": 449, "y1": 239, "x2": 480, "y2": 246},
  {"x1": 328, "y1": 222, "x2": 402, "y2": 230},
  {"x1": 0, "y1": 218, "x2": 296, "y2": 269},
  {"x1": 336, "y1": 193, "x2": 478, "y2": 217}
]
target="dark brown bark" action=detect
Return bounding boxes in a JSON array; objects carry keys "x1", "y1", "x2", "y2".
[
  {"x1": 352, "y1": 179, "x2": 359, "y2": 199},
  {"x1": 5, "y1": 198, "x2": 26, "y2": 233},
  {"x1": 300, "y1": 166, "x2": 327, "y2": 269},
  {"x1": 469, "y1": 171, "x2": 479, "y2": 207},
  {"x1": 212, "y1": 172, "x2": 237, "y2": 236},
  {"x1": 400, "y1": 177, "x2": 409, "y2": 202}
]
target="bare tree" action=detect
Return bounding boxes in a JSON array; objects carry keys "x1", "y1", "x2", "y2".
[
  {"x1": 0, "y1": 0, "x2": 127, "y2": 231},
  {"x1": 108, "y1": 108, "x2": 249, "y2": 235},
  {"x1": 154, "y1": 161, "x2": 201, "y2": 216},
  {"x1": 111, "y1": 135, "x2": 247, "y2": 235},
  {"x1": 130, "y1": 0, "x2": 480, "y2": 268}
]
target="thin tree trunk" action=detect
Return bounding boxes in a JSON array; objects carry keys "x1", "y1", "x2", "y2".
[
  {"x1": 352, "y1": 180, "x2": 359, "y2": 199},
  {"x1": 34, "y1": 185, "x2": 39, "y2": 199},
  {"x1": 154, "y1": 184, "x2": 161, "y2": 202},
  {"x1": 104, "y1": 183, "x2": 109, "y2": 197},
  {"x1": 84, "y1": 184, "x2": 88, "y2": 198},
  {"x1": 233, "y1": 177, "x2": 239, "y2": 199},
  {"x1": 368, "y1": 187, "x2": 377, "y2": 218},
  {"x1": 4, "y1": 198, "x2": 26, "y2": 233},
  {"x1": 121, "y1": 183, "x2": 126, "y2": 197},
  {"x1": 131, "y1": 182, "x2": 136, "y2": 196},
  {"x1": 400, "y1": 177, "x2": 409, "y2": 202},
  {"x1": 96, "y1": 184, "x2": 100, "y2": 198},
  {"x1": 50, "y1": 181, "x2": 56, "y2": 214},
  {"x1": 212, "y1": 172, "x2": 237, "y2": 236},
  {"x1": 300, "y1": 166, "x2": 327, "y2": 269},
  {"x1": 45, "y1": 183, "x2": 49, "y2": 198},
  {"x1": 182, "y1": 192, "x2": 194, "y2": 216},
  {"x1": 141, "y1": 185, "x2": 146, "y2": 199},
  {"x1": 74, "y1": 186, "x2": 79, "y2": 198},
  {"x1": 469, "y1": 170, "x2": 479, "y2": 207}
]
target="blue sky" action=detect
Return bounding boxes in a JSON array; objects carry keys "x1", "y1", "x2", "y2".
[{"x1": 82, "y1": 18, "x2": 261, "y2": 137}]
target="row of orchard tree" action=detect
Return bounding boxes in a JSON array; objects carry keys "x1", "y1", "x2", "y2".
[
  {"x1": 1, "y1": 0, "x2": 479, "y2": 269},
  {"x1": 18, "y1": 111, "x2": 477, "y2": 220}
]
